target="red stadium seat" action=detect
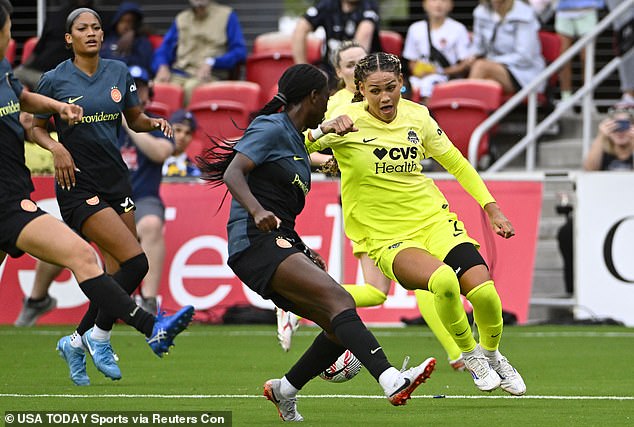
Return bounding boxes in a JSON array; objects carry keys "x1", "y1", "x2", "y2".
[
  {"x1": 427, "y1": 79, "x2": 503, "y2": 164},
  {"x1": 187, "y1": 100, "x2": 250, "y2": 157},
  {"x1": 253, "y1": 31, "x2": 322, "y2": 64},
  {"x1": 148, "y1": 34, "x2": 163, "y2": 51},
  {"x1": 6, "y1": 38, "x2": 16, "y2": 64},
  {"x1": 145, "y1": 101, "x2": 171, "y2": 118},
  {"x1": 379, "y1": 30, "x2": 403, "y2": 57},
  {"x1": 21, "y1": 36, "x2": 39, "y2": 65},
  {"x1": 246, "y1": 52, "x2": 295, "y2": 106},
  {"x1": 153, "y1": 83, "x2": 184, "y2": 114},
  {"x1": 190, "y1": 80, "x2": 262, "y2": 113}
]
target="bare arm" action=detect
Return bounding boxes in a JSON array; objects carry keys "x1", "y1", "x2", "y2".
[
  {"x1": 31, "y1": 116, "x2": 78, "y2": 190},
  {"x1": 121, "y1": 117, "x2": 174, "y2": 163},
  {"x1": 354, "y1": 21, "x2": 375, "y2": 52},
  {"x1": 292, "y1": 18, "x2": 313, "y2": 64},
  {"x1": 19, "y1": 90, "x2": 82, "y2": 125},
  {"x1": 224, "y1": 153, "x2": 280, "y2": 232},
  {"x1": 124, "y1": 106, "x2": 173, "y2": 139},
  {"x1": 583, "y1": 119, "x2": 613, "y2": 171}
]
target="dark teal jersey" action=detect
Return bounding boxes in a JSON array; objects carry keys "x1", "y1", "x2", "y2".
[
  {"x1": 0, "y1": 58, "x2": 32, "y2": 199},
  {"x1": 227, "y1": 112, "x2": 312, "y2": 257},
  {"x1": 35, "y1": 58, "x2": 140, "y2": 188}
]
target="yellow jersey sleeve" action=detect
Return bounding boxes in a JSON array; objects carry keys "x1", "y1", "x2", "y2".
[{"x1": 434, "y1": 145, "x2": 496, "y2": 208}]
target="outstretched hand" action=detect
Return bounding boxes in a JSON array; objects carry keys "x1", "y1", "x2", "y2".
[{"x1": 484, "y1": 202, "x2": 515, "y2": 239}]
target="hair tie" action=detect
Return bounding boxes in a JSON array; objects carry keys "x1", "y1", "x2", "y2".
[{"x1": 274, "y1": 93, "x2": 287, "y2": 106}]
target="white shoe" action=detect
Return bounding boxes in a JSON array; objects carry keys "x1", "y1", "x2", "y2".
[
  {"x1": 488, "y1": 354, "x2": 526, "y2": 396},
  {"x1": 463, "y1": 346, "x2": 501, "y2": 392},
  {"x1": 263, "y1": 379, "x2": 303, "y2": 422},
  {"x1": 385, "y1": 357, "x2": 436, "y2": 406},
  {"x1": 276, "y1": 308, "x2": 299, "y2": 352}
]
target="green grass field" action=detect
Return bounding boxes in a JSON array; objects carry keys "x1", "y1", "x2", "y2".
[{"x1": 1, "y1": 325, "x2": 633, "y2": 426}]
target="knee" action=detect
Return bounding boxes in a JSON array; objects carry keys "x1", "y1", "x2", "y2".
[
  {"x1": 137, "y1": 216, "x2": 164, "y2": 242},
  {"x1": 428, "y1": 264, "x2": 461, "y2": 300},
  {"x1": 121, "y1": 252, "x2": 149, "y2": 279}
]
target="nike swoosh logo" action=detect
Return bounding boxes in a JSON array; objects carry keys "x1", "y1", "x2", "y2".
[
  {"x1": 84, "y1": 338, "x2": 96, "y2": 356},
  {"x1": 363, "y1": 137, "x2": 377, "y2": 143},
  {"x1": 120, "y1": 197, "x2": 135, "y2": 213},
  {"x1": 129, "y1": 306, "x2": 140, "y2": 317},
  {"x1": 370, "y1": 346, "x2": 382, "y2": 355},
  {"x1": 454, "y1": 266, "x2": 462, "y2": 275},
  {"x1": 68, "y1": 96, "x2": 83, "y2": 104},
  {"x1": 269, "y1": 388, "x2": 280, "y2": 404},
  {"x1": 389, "y1": 378, "x2": 411, "y2": 397},
  {"x1": 453, "y1": 232, "x2": 464, "y2": 237},
  {"x1": 456, "y1": 328, "x2": 469, "y2": 336},
  {"x1": 491, "y1": 332, "x2": 501, "y2": 338},
  {"x1": 293, "y1": 156, "x2": 304, "y2": 161}
]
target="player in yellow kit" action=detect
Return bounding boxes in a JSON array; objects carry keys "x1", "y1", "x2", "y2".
[
  {"x1": 305, "y1": 52, "x2": 526, "y2": 395},
  {"x1": 276, "y1": 41, "x2": 465, "y2": 371}
]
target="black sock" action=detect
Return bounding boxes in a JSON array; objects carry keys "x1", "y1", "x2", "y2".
[
  {"x1": 331, "y1": 309, "x2": 392, "y2": 380},
  {"x1": 27, "y1": 296, "x2": 47, "y2": 304},
  {"x1": 76, "y1": 303, "x2": 99, "y2": 335},
  {"x1": 94, "y1": 253, "x2": 149, "y2": 331},
  {"x1": 78, "y1": 274, "x2": 154, "y2": 337},
  {"x1": 285, "y1": 332, "x2": 346, "y2": 390}
]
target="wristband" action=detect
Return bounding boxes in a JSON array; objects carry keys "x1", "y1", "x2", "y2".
[{"x1": 309, "y1": 125, "x2": 324, "y2": 141}]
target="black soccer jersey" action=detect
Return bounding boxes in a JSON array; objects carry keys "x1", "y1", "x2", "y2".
[
  {"x1": 303, "y1": 0, "x2": 381, "y2": 63},
  {"x1": 0, "y1": 58, "x2": 33, "y2": 200},
  {"x1": 35, "y1": 58, "x2": 140, "y2": 189},
  {"x1": 227, "y1": 113, "x2": 312, "y2": 257}
]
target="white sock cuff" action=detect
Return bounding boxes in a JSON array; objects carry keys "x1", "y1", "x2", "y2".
[{"x1": 90, "y1": 325, "x2": 111, "y2": 341}]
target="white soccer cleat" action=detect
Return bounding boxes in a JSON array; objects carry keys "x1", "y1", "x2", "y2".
[
  {"x1": 385, "y1": 357, "x2": 436, "y2": 406},
  {"x1": 276, "y1": 307, "x2": 299, "y2": 352},
  {"x1": 463, "y1": 346, "x2": 501, "y2": 392},
  {"x1": 488, "y1": 354, "x2": 526, "y2": 396},
  {"x1": 263, "y1": 379, "x2": 303, "y2": 422}
]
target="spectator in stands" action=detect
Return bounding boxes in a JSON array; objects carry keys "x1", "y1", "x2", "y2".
[
  {"x1": 14, "y1": 0, "x2": 95, "y2": 89},
  {"x1": 100, "y1": 2, "x2": 153, "y2": 74},
  {"x1": 152, "y1": 0, "x2": 247, "y2": 105},
  {"x1": 292, "y1": 0, "x2": 381, "y2": 89},
  {"x1": 554, "y1": 0, "x2": 604, "y2": 102},
  {"x1": 466, "y1": 0, "x2": 545, "y2": 95},
  {"x1": 557, "y1": 102, "x2": 634, "y2": 294},
  {"x1": 163, "y1": 109, "x2": 201, "y2": 177},
  {"x1": 402, "y1": 0, "x2": 472, "y2": 103},
  {"x1": 605, "y1": 0, "x2": 634, "y2": 103}
]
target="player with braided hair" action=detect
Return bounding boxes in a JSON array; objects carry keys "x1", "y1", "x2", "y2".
[
  {"x1": 307, "y1": 51, "x2": 527, "y2": 396},
  {"x1": 276, "y1": 41, "x2": 465, "y2": 373},
  {"x1": 197, "y1": 63, "x2": 437, "y2": 421}
]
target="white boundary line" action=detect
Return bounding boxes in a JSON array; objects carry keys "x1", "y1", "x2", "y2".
[
  {"x1": 1, "y1": 330, "x2": 634, "y2": 338},
  {"x1": 1, "y1": 393, "x2": 632, "y2": 401}
]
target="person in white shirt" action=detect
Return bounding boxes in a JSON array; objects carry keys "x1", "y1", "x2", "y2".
[{"x1": 403, "y1": 0, "x2": 472, "y2": 102}]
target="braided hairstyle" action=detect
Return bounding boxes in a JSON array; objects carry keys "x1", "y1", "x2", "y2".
[
  {"x1": 351, "y1": 52, "x2": 402, "y2": 103},
  {"x1": 197, "y1": 63, "x2": 328, "y2": 188}
]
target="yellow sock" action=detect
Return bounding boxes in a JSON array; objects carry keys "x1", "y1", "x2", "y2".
[
  {"x1": 342, "y1": 284, "x2": 387, "y2": 307},
  {"x1": 428, "y1": 265, "x2": 477, "y2": 353},
  {"x1": 466, "y1": 280, "x2": 503, "y2": 351},
  {"x1": 415, "y1": 289, "x2": 462, "y2": 361}
]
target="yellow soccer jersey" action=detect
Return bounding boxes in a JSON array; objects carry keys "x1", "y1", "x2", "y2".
[
  {"x1": 309, "y1": 98, "x2": 494, "y2": 243},
  {"x1": 325, "y1": 88, "x2": 353, "y2": 119}
]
